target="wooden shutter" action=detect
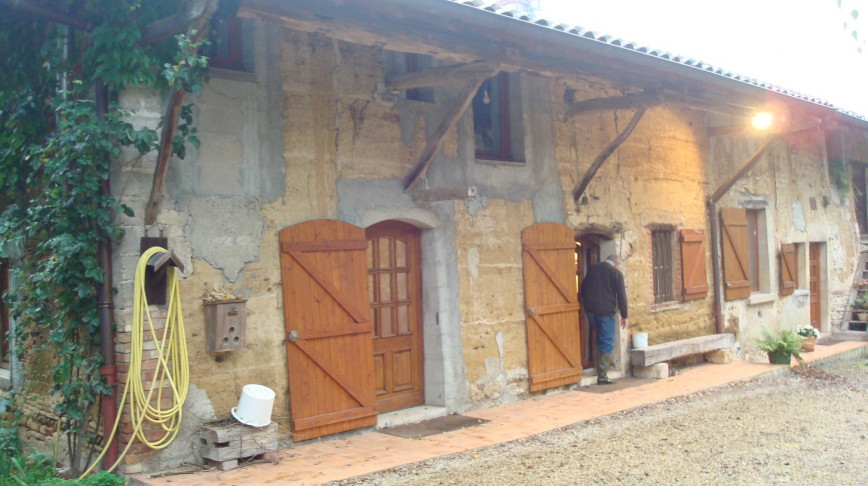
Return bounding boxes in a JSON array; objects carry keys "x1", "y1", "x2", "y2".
[
  {"x1": 780, "y1": 243, "x2": 796, "y2": 296},
  {"x1": 279, "y1": 220, "x2": 377, "y2": 441},
  {"x1": 680, "y1": 229, "x2": 709, "y2": 301},
  {"x1": 720, "y1": 208, "x2": 751, "y2": 301},
  {"x1": 521, "y1": 223, "x2": 582, "y2": 392}
]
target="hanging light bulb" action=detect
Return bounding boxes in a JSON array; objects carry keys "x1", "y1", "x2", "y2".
[{"x1": 482, "y1": 89, "x2": 490, "y2": 104}]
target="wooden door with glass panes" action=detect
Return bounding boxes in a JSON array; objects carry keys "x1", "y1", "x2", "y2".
[{"x1": 366, "y1": 221, "x2": 424, "y2": 412}]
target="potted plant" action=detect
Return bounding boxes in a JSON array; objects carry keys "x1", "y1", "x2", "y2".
[
  {"x1": 796, "y1": 325, "x2": 820, "y2": 352},
  {"x1": 855, "y1": 295, "x2": 868, "y2": 321},
  {"x1": 754, "y1": 327, "x2": 804, "y2": 365}
]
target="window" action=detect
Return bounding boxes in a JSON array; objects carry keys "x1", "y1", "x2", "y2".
[
  {"x1": 652, "y1": 230, "x2": 674, "y2": 303},
  {"x1": 207, "y1": 17, "x2": 244, "y2": 71},
  {"x1": 472, "y1": 72, "x2": 523, "y2": 162},
  {"x1": 780, "y1": 242, "x2": 805, "y2": 295},
  {"x1": 404, "y1": 54, "x2": 434, "y2": 103},
  {"x1": 721, "y1": 207, "x2": 769, "y2": 300}
]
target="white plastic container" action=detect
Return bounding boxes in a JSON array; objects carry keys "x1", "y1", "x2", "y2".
[
  {"x1": 231, "y1": 384, "x2": 275, "y2": 427},
  {"x1": 632, "y1": 332, "x2": 649, "y2": 349}
]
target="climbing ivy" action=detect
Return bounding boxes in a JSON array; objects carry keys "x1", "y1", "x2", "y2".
[{"x1": 0, "y1": 0, "x2": 208, "y2": 475}]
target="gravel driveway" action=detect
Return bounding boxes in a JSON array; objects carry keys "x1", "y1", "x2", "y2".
[{"x1": 337, "y1": 357, "x2": 868, "y2": 485}]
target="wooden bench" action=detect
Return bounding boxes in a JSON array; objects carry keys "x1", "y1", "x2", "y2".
[{"x1": 631, "y1": 333, "x2": 735, "y2": 378}]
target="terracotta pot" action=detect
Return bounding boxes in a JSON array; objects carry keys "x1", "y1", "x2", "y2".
[
  {"x1": 801, "y1": 336, "x2": 817, "y2": 352},
  {"x1": 859, "y1": 312, "x2": 868, "y2": 321}
]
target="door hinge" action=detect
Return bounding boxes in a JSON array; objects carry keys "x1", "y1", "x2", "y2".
[{"x1": 287, "y1": 330, "x2": 300, "y2": 342}]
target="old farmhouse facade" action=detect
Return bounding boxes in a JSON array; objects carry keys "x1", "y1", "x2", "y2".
[{"x1": 4, "y1": 0, "x2": 868, "y2": 474}]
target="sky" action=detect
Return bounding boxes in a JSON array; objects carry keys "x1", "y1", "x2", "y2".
[{"x1": 539, "y1": 0, "x2": 868, "y2": 119}]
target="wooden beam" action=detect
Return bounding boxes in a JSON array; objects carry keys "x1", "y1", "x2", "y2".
[
  {"x1": 404, "y1": 67, "x2": 500, "y2": 191},
  {"x1": 144, "y1": 6, "x2": 217, "y2": 225},
  {"x1": 143, "y1": 0, "x2": 220, "y2": 44},
  {"x1": 631, "y1": 333, "x2": 734, "y2": 367},
  {"x1": 1, "y1": 0, "x2": 92, "y2": 30},
  {"x1": 411, "y1": 186, "x2": 477, "y2": 203},
  {"x1": 565, "y1": 92, "x2": 661, "y2": 118},
  {"x1": 572, "y1": 108, "x2": 646, "y2": 202},
  {"x1": 386, "y1": 61, "x2": 500, "y2": 90}
]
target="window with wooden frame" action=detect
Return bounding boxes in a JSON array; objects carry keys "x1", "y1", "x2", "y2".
[
  {"x1": 721, "y1": 207, "x2": 769, "y2": 300},
  {"x1": 652, "y1": 230, "x2": 675, "y2": 303},
  {"x1": 404, "y1": 54, "x2": 434, "y2": 103},
  {"x1": 207, "y1": 17, "x2": 244, "y2": 71},
  {"x1": 472, "y1": 72, "x2": 523, "y2": 162}
]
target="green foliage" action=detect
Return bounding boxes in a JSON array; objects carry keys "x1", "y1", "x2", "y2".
[
  {"x1": 829, "y1": 158, "x2": 850, "y2": 193},
  {"x1": 0, "y1": 0, "x2": 209, "y2": 474},
  {"x1": 754, "y1": 327, "x2": 804, "y2": 364}
]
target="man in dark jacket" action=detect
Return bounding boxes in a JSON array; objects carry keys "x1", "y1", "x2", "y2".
[{"x1": 580, "y1": 255, "x2": 628, "y2": 384}]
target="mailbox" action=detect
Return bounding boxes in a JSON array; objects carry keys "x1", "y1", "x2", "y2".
[{"x1": 203, "y1": 299, "x2": 247, "y2": 352}]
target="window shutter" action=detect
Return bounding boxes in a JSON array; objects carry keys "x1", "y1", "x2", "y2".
[
  {"x1": 680, "y1": 229, "x2": 709, "y2": 300},
  {"x1": 780, "y1": 243, "x2": 796, "y2": 296},
  {"x1": 720, "y1": 208, "x2": 751, "y2": 301}
]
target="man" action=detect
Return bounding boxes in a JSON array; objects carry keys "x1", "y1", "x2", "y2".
[{"x1": 580, "y1": 254, "x2": 628, "y2": 385}]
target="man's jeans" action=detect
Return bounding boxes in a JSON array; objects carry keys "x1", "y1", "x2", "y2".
[{"x1": 585, "y1": 313, "x2": 615, "y2": 354}]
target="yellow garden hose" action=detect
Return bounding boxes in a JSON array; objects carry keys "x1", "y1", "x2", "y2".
[{"x1": 83, "y1": 246, "x2": 189, "y2": 475}]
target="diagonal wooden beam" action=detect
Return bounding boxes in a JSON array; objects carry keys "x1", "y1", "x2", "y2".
[
  {"x1": 572, "y1": 107, "x2": 646, "y2": 202},
  {"x1": 143, "y1": 0, "x2": 221, "y2": 44},
  {"x1": 386, "y1": 60, "x2": 500, "y2": 90},
  {"x1": 403, "y1": 66, "x2": 500, "y2": 191},
  {"x1": 144, "y1": 1, "x2": 218, "y2": 225}
]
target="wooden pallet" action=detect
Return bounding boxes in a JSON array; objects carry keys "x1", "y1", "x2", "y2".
[{"x1": 199, "y1": 420, "x2": 278, "y2": 470}]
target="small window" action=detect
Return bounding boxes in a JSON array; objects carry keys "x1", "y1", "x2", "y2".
[
  {"x1": 404, "y1": 54, "x2": 434, "y2": 103},
  {"x1": 207, "y1": 17, "x2": 244, "y2": 71},
  {"x1": 652, "y1": 230, "x2": 675, "y2": 303},
  {"x1": 473, "y1": 72, "x2": 514, "y2": 161}
]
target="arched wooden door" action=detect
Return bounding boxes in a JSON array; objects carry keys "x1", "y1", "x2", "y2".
[
  {"x1": 279, "y1": 220, "x2": 376, "y2": 441},
  {"x1": 366, "y1": 221, "x2": 424, "y2": 412},
  {"x1": 522, "y1": 223, "x2": 583, "y2": 392}
]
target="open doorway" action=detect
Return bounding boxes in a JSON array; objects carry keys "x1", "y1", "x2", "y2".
[{"x1": 575, "y1": 237, "x2": 600, "y2": 370}]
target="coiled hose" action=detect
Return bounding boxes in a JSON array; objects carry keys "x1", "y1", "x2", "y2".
[{"x1": 83, "y1": 246, "x2": 189, "y2": 475}]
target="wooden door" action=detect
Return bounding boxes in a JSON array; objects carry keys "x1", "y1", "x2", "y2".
[
  {"x1": 809, "y1": 243, "x2": 821, "y2": 330},
  {"x1": 522, "y1": 223, "x2": 582, "y2": 392},
  {"x1": 279, "y1": 220, "x2": 376, "y2": 441},
  {"x1": 366, "y1": 221, "x2": 424, "y2": 412},
  {"x1": 576, "y1": 238, "x2": 599, "y2": 370}
]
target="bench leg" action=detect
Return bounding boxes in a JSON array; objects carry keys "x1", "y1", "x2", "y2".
[
  {"x1": 632, "y1": 362, "x2": 669, "y2": 379},
  {"x1": 705, "y1": 348, "x2": 734, "y2": 364}
]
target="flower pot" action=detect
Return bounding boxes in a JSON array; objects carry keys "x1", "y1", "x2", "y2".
[
  {"x1": 801, "y1": 336, "x2": 817, "y2": 352},
  {"x1": 767, "y1": 351, "x2": 792, "y2": 365},
  {"x1": 858, "y1": 312, "x2": 868, "y2": 322}
]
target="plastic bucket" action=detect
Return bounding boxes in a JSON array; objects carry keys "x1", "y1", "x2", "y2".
[
  {"x1": 231, "y1": 384, "x2": 275, "y2": 427},
  {"x1": 631, "y1": 332, "x2": 648, "y2": 349}
]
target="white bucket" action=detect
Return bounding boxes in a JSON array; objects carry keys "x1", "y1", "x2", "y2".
[
  {"x1": 632, "y1": 332, "x2": 649, "y2": 349},
  {"x1": 231, "y1": 384, "x2": 275, "y2": 427}
]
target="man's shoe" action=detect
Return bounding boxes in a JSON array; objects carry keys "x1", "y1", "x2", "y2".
[{"x1": 596, "y1": 376, "x2": 616, "y2": 385}]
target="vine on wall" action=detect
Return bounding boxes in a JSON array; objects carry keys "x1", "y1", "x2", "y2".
[{"x1": 0, "y1": 0, "x2": 208, "y2": 475}]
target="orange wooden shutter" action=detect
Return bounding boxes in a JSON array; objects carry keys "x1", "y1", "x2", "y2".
[
  {"x1": 279, "y1": 220, "x2": 377, "y2": 441},
  {"x1": 521, "y1": 223, "x2": 582, "y2": 392},
  {"x1": 679, "y1": 229, "x2": 708, "y2": 301},
  {"x1": 720, "y1": 208, "x2": 751, "y2": 301},
  {"x1": 780, "y1": 243, "x2": 796, "y2": 296}
]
